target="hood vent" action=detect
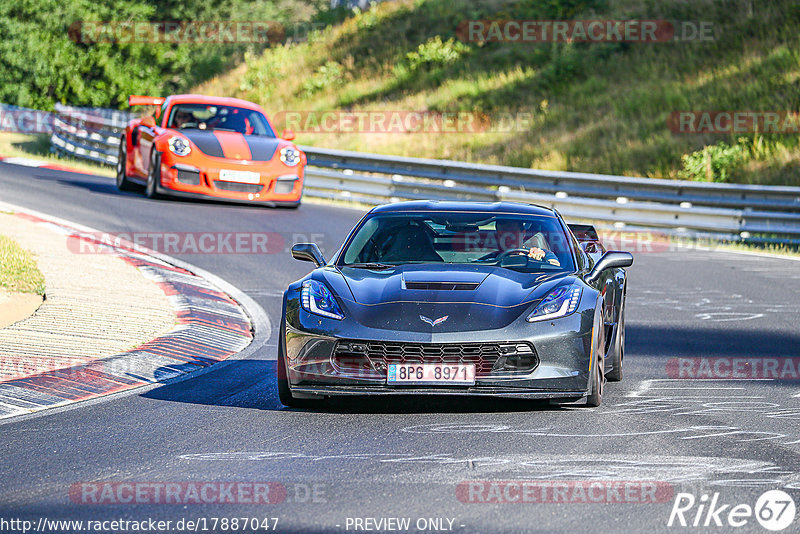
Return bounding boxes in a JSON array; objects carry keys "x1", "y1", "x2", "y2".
[{"x1": 403, "y1": 281, "x2": 480, "y2": 291}]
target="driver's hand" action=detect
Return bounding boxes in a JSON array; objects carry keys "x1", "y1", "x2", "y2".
[{"x1": 527, "y1": 247, "x2": 546, "y2": 261}]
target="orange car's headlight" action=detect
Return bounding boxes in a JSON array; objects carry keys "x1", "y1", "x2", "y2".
[
  {"x1": 168, "y1": 136, "x2": 191, "y2": 157},
  {"x1": 280, "y1": 147, "x2": 300, "y2": 167}
]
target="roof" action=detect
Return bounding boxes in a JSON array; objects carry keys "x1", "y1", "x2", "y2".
[
  {"x1": 370, "y1": 200, "x2": 557, "y2": 216},
  {"x1": 165, "y1": 94, "x2": 264, "y2": 112}
]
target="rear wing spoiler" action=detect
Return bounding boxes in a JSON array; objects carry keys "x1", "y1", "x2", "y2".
[
  {"x1": 128, "y1": 95, "x2": 165, "y2": 107},
  {"x1": 568, "y1": 224, "x2": 605, "y2": 254},
  {"x1": 568, "y1": 224, "x2": 600, "y2": 243}
]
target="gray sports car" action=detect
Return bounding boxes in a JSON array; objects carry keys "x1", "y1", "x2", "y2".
[{"x1": 277, "y1": 201, "x2": 632, "y2": 407}]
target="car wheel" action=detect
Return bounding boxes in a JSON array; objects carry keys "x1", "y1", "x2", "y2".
[
  {"x1": 606, "y1": 296, "x2": 625, "y2": 382},
  {"x1": 115, "y1": 137, "x2": 136, "y2": 192},
  {"x1": 585, "y1": 357, "x2": 604, "y2": 407},
  {"x1": 276, "y1": 326, "x2": 319, "y2": 409},
  {"x1": 145, "y1": 150, "x2": 162, "y2": 199},
  {"x1": 585, "y1": 310, "x2": 605, "y2": 407}
]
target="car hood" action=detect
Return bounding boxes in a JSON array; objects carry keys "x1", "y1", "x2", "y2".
[
  {"x1": 323, "y1": 264, "x2": 573, "y2": 333},
  {"x1": 173, "y1": 129, "x2": 283, "y2": 161}
]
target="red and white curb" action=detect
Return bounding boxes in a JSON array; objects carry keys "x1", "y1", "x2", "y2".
[{"x1": 0, "y1": 204, "x2": 262, "y2": 420}]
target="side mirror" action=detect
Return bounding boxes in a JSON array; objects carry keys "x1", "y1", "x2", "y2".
[
  {"x1": 141, "y1": 115, "x2": 156, "y2": 128},
  {"x1": 585, "y1": 251, "x2": 633, "y2": 284},
  {"x1": 292, "y1": 243, "x2": 325, "y2": 267},
  {"x1": 281, "y1": 129, "x2": 296, "y2": 141}
]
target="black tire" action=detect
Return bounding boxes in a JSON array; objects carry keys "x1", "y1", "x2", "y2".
[
  {"x1": 585, "y1": 357, "x2": 604, "y2": 407},
  {"x1": 606, "y1": 297, "x2": 625, "y2": 382},
  {"x1": 145, "y1": 150, "x2": 162, "y2": 199},
  {"x1": 584, "y1": 310, "x2": 605, "y2": 407},
  {"x1": 115, "y1": 137, "x2": 136, "y2": 192},
  {"x1": 276, "y1": 327, "x2": 319, "y2": 409}
]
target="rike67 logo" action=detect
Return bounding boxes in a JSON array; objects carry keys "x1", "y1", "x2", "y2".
[{"x1": 668, "y1": 490, "x2": 796, "y2": 531}]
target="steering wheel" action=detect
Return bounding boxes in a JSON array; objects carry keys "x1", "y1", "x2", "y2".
[{"x1": 496, "y1": 248, "x2": 532, "y2": 260}]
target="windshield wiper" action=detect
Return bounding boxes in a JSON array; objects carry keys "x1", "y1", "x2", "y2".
[{"x1": 344, "y1": 263, "x2": 396, "y2": 270}]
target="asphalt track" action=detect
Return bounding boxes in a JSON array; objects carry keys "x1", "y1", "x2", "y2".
[{"x1": 1, "y1": 161, "x2": 800, "y2": 533}]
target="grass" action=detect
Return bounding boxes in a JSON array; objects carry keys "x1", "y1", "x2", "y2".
[
  {"x1": 0, "y1": 132, "x2": 114, "y2": 177},
  {"x1": 698, "y1": 239, "x2": 800, "y2": 258},
  {"x1": 195, "y1": 0, "x2": 800, "y2": 186},
  {"x1": 0, "y1": 235, "x2": 46, "y2": 295}
]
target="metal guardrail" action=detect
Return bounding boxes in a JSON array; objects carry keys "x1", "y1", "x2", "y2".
[{"x1": 46, "y1": 104, "x2": 800, "y2": 244}]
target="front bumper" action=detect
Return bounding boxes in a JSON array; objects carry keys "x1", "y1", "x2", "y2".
[
  {"x1": 158, "y1": 161, "x2": 303, "y2": 204},
  {"x1": 282, "y1": 298, "x2": 596, "y2": 400}
]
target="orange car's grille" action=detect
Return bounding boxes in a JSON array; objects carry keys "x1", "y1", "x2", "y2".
[
  {"x1": 213, "y1": 181, "x2": 264, "y2": 193},
  {"x1": 332, "y1": 340, "x2": 538, "y2": 377}
]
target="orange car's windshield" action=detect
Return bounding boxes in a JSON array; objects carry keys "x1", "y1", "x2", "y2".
[{"x1": 166, "y1": 104, "x2": 276, "y2": 137}]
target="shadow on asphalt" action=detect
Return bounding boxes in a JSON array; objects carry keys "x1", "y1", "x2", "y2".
[
  {"x1": 54, "y1": 178, "x2": 126, "y2": 196},
  {"x1": 55, "y1": 177, "x2": 303, "y2": 211},
  {"x1": 140, "y1": 360, "x2": 567, "y2": 414},
  {"x1": 142, "y1": 321, "x2": 800, "y2": 414},
  {"x1": 627, "y1": 324, "x2": 800, "y2": 357}
]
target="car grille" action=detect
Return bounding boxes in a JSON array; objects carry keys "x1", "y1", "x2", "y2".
[
  {"x1": 213, "y1": 181, "x2": 263, "y2": 193},
  {"x1": 333, "y1": 340, "x2": 538, "y2": 377},
  {"x1": 175, "y1": 169, "x2": 201, "y2": 185}
]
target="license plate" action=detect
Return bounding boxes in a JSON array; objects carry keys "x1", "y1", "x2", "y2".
[
  {"x1": 218, "y1": 169, "x2": 261, "y2": 184},
  {"x1": 387, "y1": 364, "x2": 475, "y2": 385}
]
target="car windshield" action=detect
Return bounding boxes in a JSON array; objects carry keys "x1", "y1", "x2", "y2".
[
  {"x1": 166, "y1": 103, "x2": 276, "y2": 136},
  {"x1": 340, "y1": 212, "x2": 576, "y2": 273}
]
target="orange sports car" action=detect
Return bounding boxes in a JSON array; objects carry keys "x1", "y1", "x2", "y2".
[{"x1": 116, "y1": 94, "x2": 305, "y2": 208}]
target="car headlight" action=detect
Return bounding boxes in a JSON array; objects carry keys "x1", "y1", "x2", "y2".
[
  {"x1": 168, "y1": 136, "x2": 191, "y2": 156},
  {"x1": 280, "y1": 147, "x2": 300, "y2": 167},
  {"x1": 301, "y1": 280, "x2": 344, "y2": 320},
  {"x1": 527, "y1": 284, "x2": 582, "y2": 322}
]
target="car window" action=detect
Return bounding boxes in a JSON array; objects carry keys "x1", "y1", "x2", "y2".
[
  {"x1": 166, "y1": 104, "x2": 276, "y2": 137},
  {"x1": 340, "y1": 212, "x2": 576, "y2": 273}
]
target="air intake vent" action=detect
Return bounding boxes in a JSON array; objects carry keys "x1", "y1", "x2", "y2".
[
  {"x1": 404, "y1": 282, "x2": 480, "y2": 291},
  {"x1": 176, "y1": 169, "x2": 200, "y2": 185},
  {"x1": 213, "y1": 181, "x2": 263, "y2": 193}
]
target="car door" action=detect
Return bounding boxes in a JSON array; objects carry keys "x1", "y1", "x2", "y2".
[{"x1": 136, "y1": 115, "x2": 158, "y2": 176}]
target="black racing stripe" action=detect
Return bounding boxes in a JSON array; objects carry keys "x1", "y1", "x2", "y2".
[
  {"x1": 243, "y1": 136, "x2": 281, "y2": 161},
  {"x1": 178, "y1": 130, "x2": 225, "y2": 158}
]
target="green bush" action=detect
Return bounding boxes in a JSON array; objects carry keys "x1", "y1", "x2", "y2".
[
  {"x1": 403, "y1": 36, "x2": 469, "y2": 72},
  {"x1": 303, "y1": 61, "x2": 345, "y2": 96},
  {"x1": 678, "y1": 142, "x2": 747, "y2": 182}
]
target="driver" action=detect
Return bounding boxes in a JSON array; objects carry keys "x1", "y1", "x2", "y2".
[
  {"x1": 171, "y1": 109, "x2": 195, "y2": 129},
  {"x1": 494, "y1": 219, "x2": 560, "y2": 266}
]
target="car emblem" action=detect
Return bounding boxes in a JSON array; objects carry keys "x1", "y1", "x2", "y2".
[{"x1": 420, "y1": 315, "x2": 448, "y2": 327}]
